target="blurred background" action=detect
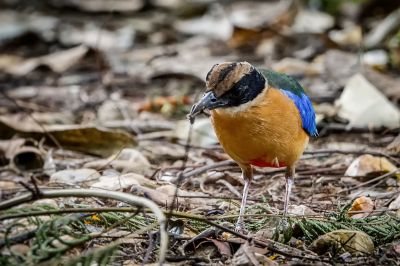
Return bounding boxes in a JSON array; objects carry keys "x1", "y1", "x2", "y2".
[{"x1": 0, "y1": 0, "x2": 399, "y2": 124}]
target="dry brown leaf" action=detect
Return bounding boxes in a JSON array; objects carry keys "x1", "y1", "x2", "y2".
[
  {"x1": 209, "y1": 239, "x2": 232, "y2": 258},
  {"x1": 174, "y1": 5, "x2": 233, "y2": 40},
  {"x1": 0, "y1": 115, "x2": 136, "y2": 157},
  {"x1": 348, "y1": 196, "x2": 374, "y2": 219},
  {"x1": 345, "y1": 154, "x2": 399, "y2": 179},
  {"x1": 310, "y1": 230, "x2": 374, "y2": 256},
  {"x1": 232, "y1": 241, "x2": 277, "y2": 266},
  {"x1": 6, "y1": 45, "x2": 107, "y2": 76}
]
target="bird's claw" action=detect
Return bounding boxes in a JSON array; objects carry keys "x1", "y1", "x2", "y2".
[{"x1": 234, "y1": 221, "x2": 247, "y2": 234}]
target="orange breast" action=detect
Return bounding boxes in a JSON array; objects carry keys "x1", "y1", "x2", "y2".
[{"x1": 210, "y1": 88, "x2": 309, "y2": 167}]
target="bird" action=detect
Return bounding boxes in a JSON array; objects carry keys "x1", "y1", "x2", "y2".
[{"x1": 188, "y1": 62, "x2": 317, "y2": 232}]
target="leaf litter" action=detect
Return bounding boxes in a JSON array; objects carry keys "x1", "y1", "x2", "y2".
[{"x1": 0, "y1": 1, "x2": 400, "y2": 265}]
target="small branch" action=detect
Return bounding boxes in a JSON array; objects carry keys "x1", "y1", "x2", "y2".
[
  {"x1": 339, "y1": 169, "x2": 399, "y2": 194},
  {"x1": 303, "y1": 149, "x2": 400, "y2": 164},
  {"x1": 182, "y1": 160, "x2": 236, "y2": 179},
  {"x1": 168, "y1": 212, "x2": 323, "y2": 261},
  {"x1": 0, "y1": 189, "x2": 168, "y2": 265}
]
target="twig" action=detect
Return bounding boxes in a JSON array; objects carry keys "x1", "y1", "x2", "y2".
[
  {"x1": 303, "y1": 149, "x2": 400, "y2": 163},
  {"x1": 169, "y1": 212, "x2": 323, "y2": 261},
  {"x1": 4, "y1": 207, "x2": 398, "y2": 223},
  {"x1": 168, "y1": 117, "x2": 194, "y2": 220},
  {"x1": 339, "y1": 169, "x2": 399, "y2": 194},
  {"x1": 142, "y1": 232, "x2": 157, "y2": 265},
  {"x1": 216, "y1": 179, "x2": 242, "y2": 198},
  {"x1": 0, "y1": 189, "x2": 168, "y2": 265},
  {"x1": 182, "y1": 160, "x2": 236, "y2": 179}
]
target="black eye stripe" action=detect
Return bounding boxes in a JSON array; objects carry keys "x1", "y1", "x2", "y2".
[{"x1": 218, "y1": 68, "x2": 265, "y2": 106}]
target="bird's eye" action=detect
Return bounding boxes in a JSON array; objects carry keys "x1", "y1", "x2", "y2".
[{"x1": 232, "y1": 88, "x2": 242, "y2": 97}]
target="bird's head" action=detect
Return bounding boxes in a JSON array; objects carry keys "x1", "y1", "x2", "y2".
[{"x1": 189, "y1": 62, "x2": 267, "y2": 121}]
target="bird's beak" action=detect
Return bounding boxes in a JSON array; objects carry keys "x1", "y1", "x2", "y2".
[{"x1": 188, "y1": 91, "x2": 229, "y2": 122}]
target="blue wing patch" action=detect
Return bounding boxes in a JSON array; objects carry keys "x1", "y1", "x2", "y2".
[{"x1": 280, "y1": 89, "x2": 318, "y2": 136}]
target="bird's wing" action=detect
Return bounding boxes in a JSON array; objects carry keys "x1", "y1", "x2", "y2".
[{"x1": 259, "y1": 69, "x2": 318, "y2": 136}]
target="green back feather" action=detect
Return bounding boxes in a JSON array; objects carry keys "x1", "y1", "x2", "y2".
[{"x1": 258, "y1": 69, "x2": 305, "y2": 96}]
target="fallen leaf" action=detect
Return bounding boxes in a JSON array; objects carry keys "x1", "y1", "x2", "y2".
[
  {"x1": 209, "y1": 239, "x2": 232, "y2": 258},
  {"x1": 0, "y1": 115, "x2": 136, "y2": 157},
  {"x1": 232, "y1": 241, "x2": 277, "y2": 266},
  {"x1": 310, "y1": 230, "x2": 374, "y2": 256},
  {"x1": 347, "y1": 196, "x2": 374, "y2": 219},
  {"x1": 335, "y1": 74, "x2": 400, "y2": 129},
  {"x1": 9, "y1": 244, "x2": 30, "y2": 255},
  {"x1": 59, "y1": 23, "x2": 135, "y2": 51},
  {"x1": 345, "y1": 154, "x2": 399, "y2": 178},
  {"x1": 174, "y1": 5, "x2": 233, "y2": 40},
  {"x1": 7, "y1": 45, "x2": 107, "y2": 76}
]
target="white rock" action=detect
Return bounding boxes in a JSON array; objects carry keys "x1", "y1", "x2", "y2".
[
  {"x1": 174, "y1": 118, "x2": 218, "y2": 146},
  {"x1": 363, "y1": 50, "x2": 389, "y2": 67},
  {"x1": 90, "y1": 173, "x2": 144, "y2": 191},
  {"x1": 329, "y1": 25, "x2": 362, "y2": 46},
  {"x1": 292, "y1": 10, "x2": 334, "y2": 33},
  {"x1": 50, "y1": 168, "x2": 100, "y2": 184},
  {"x1": 345, "y1": 154, "x2": 397, "y2": 177},
  {"x1": 175, "y1": 5, "x2": 232, "y2": 40},
  {"x1": 389, "y1": 194, "x2": 400, "y2": 210},
  {"x1": 335, "y1": 74, "x2": 400, "y2": 129}
]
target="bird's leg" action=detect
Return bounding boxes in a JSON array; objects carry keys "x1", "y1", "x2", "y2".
[
  {"x1": 235, "y1": 164, "x2": 253, "y2": 232},
  {"x1": 283, "y1": 166, "x2": 295, "y2": 215}
]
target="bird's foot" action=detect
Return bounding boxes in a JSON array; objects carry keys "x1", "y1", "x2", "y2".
[{"x1": 234, "y1": 221, "x2": 248, "y2": 234}]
